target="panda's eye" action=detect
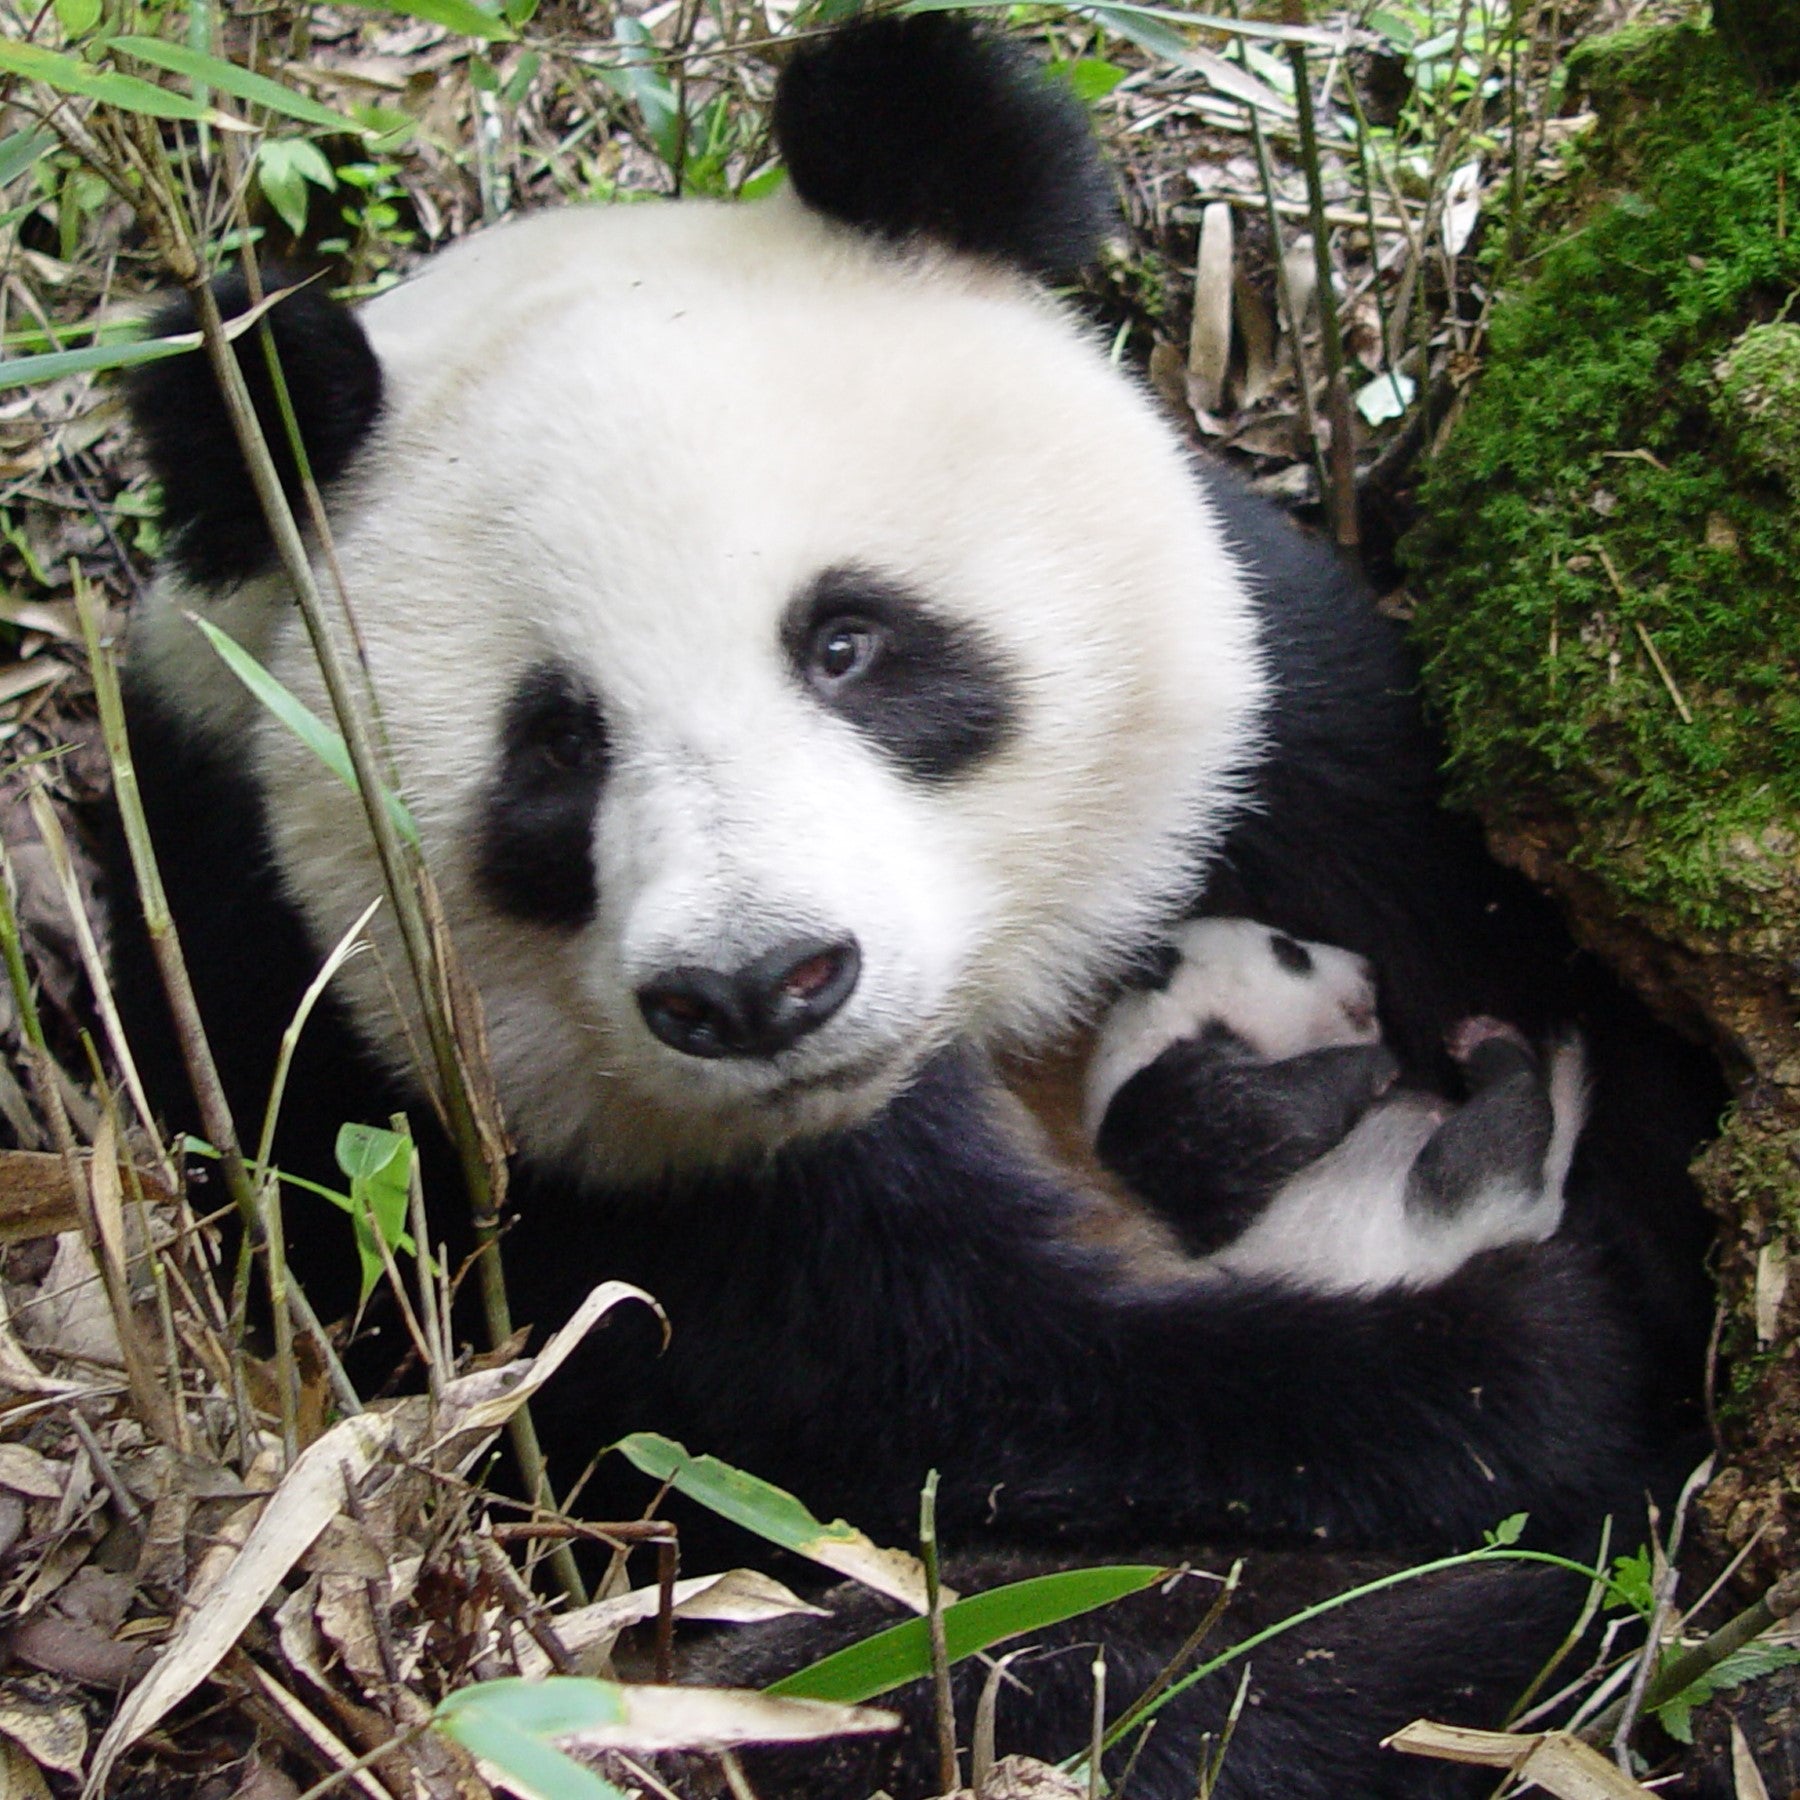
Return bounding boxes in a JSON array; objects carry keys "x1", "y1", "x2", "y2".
[
  {"x1": 807, "y1": 617, "x2": 883, "y2": 688},
  {"x1": 1268, "y1": 933, "x2": 1314, "y2": 976},
  {"x1": 539, "y1": 725, "x2": 600, "y2": 774}
]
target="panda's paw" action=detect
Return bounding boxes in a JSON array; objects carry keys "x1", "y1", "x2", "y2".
[{"x1": 1446, "y1": 1015, "x2": 1540, "y2": 1099}]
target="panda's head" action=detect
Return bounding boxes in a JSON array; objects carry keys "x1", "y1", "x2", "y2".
[
  {"x1": 124, "y1": 17, "x2": 1268, "y2": 1183},
  {"x1": 1083, "y1": 919, "x2": 1382, "y2": 1139}
]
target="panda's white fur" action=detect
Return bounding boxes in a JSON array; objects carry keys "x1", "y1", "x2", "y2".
[
  {"x1": 131, "y1": 197, "x2": 1267, "y2": 1184},
  {"x1": 1087, "y1": 918, "x2": 1589, "y2": 1292}
]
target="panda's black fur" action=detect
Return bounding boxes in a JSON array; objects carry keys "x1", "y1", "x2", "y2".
[{"x1": 107, "y1": 17, "x2": 1722, "y2": 1797}]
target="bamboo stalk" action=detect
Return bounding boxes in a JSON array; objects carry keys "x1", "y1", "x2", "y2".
[{"x1": 75, "y1": 573, "x2": 360, "y2": 1425}]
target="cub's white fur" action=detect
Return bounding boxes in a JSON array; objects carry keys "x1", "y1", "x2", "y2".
[
  {"x1": 1088, "y1": 919, "x2": 1588, "y2": 1293},
  {"x1": 1083, "y1": 917, "x2": 1379, "y2": 1140},
  {"x1": 133, "y1": 198, "x2": 1269, "y2": 1182}
]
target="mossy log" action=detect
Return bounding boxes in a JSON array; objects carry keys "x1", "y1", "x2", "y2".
[{"x1": 1405, "y1": 19, "x2": 1800, "y2": 1574}]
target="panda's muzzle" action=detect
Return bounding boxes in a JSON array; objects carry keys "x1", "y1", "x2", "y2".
[{"x1": 636, "y1": 935, "x2": 861, "y2": 1060}]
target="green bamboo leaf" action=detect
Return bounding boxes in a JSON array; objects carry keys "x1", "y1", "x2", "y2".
[
  {"x1": 435, "y1": 1694, "x2": 629, "y2": 1800},
  {"x1": 0, "y1": 127, "x2": 55, "y2": 188},
  {"x1": 52, "y1": 0, "x2": 101, "y2": 38},
  {"x1": 615, "y1": 1434, "x2": 931, "y2": 1609},
  {"x1": 340, "y1": 0, "x2": 516, "y2": 41},
  {"x1": 0, "y1": 39, "x2": 212, "y2": 119},
  {"x1": 769, "y1": 1565, "x2": 1166, "y2": 1703},
  {"x1": 190, "y1": 615, "x2": 422, "y2": 848},
  {"x1": 111, "y1": 38, "x2": 356, "y2": 131},
  {"x1": 436, "y1": 1676, "x2": 894, "y2": 1759},
  {"x1": 1050, "y1": 56, "x2": 1128, "y2": 102},
  {"x1": 335, "y1": 1122, "x2": 414, "y2": 1306},
  {"x1": 257, "y1": 138, "x2": 337, "y2": 236},
  {"x1": 0, "y1": 330, "x2": 200, "y2": 390},
  {"x1": 440, "y1": 1680, "x2": 630, "y2": 1738}
]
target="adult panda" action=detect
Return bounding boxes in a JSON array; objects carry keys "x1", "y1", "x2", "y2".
[{"x1": 110, "y1": 15, "x2": 1719, "y2": 1796}]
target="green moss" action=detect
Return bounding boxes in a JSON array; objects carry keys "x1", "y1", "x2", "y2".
[{"x1": 1406, "y1": 22, "x2": 1800, "y2": 933}]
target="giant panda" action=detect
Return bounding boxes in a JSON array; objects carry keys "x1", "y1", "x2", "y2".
[{"x1": 107, "y1": 15, "x2": 1723, "y2": 1797}]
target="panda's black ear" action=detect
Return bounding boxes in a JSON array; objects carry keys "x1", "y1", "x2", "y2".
[
  {"x1": 773, "y1": 14, "x2": 1116, "y2": 277},
  {"x1": 125, "y1": 268, "x2": 383, "y2": 588}
]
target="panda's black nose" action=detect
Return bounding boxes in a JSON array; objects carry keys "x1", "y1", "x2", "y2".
[{"x1": 637, "y1": 936, "x2": 861, "y2": 1059}]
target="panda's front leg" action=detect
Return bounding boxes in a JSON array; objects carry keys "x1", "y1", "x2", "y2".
[{"x1": 1094, "y1": 1030, "x2": 1400, "y2": 1254}]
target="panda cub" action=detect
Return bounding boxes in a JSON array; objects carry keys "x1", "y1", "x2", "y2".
[{"x1": 1085, "y1": 918, "x2": 1588, "y2": 1292}]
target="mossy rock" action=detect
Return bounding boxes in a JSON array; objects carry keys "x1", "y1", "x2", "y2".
[
  {"x1": 1405, "y1": 18, "x2": 1800, "y2": 1572},
  {"x1": 1715, "y1": 320, "x2": 1800, "y2": 484}
]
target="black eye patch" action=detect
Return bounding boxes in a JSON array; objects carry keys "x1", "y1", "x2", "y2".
[
  {"x1": 1121, "y1": 939, "x2": 1184, "y2": 993},
  {"x1": 782, "y1": 566, "x2": 1017, "y2": 783},
  {"x1": 475, "y1": 661, "x2": 609, "y2": 928},
  {"x1": 1268, "y1": 932, "x2": 1314, "y2": 976}
]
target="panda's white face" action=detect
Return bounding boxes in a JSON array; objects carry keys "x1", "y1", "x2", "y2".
[{"x1": 136, "y1": 199, "x2": 1267, "y2": 1182}]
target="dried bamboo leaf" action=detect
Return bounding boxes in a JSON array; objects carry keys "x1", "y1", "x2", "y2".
[
  {"x1": 1385, "y1": 1721, "x2": 1653, "y2": 1799},
  {"x1": 0, "y1": 1446, "x2": 64, "y2": 1502},
  {"x1": 514, "y1": 1570, "x2": 828, "y2": 1680},
  {"x1": 84, "y1": 1412, "x2": 396, "y2": 1796},
  {"x1": 433, "y1": 1281, "x2": 661, "y2": 1457},
  {"x1": 0, "y1": 1738, "x2": 53, "y2": 1800},
  {"x1": 1188, "y1": 202, "x2": 1234, "y2": 416},
  {"x1": 1732, "y1": 1720, "x2": 1772, "y2": 1800},
  {"x1": 0, "y1": 1683, "x2": 87, "y2": 1775}
]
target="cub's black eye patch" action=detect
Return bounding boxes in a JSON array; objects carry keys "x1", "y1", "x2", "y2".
[
  {"x1": 1269, "y1": 932, "x2": 1314, "y2": 976},
  {"x1": 783, "y1": 566, "x2": 1017, "y2": 782},
  {"x1": 476, "y1": 662, "x2": 609, "y2": 928},
  {"x1": 1121, "y1": 939, "x2": 1184, "y2": 992}
]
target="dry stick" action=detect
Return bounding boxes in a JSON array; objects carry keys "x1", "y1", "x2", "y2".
[
  {"x1": 1607, "y1": 1458, "x2": 1710, "y2": 1769},
  {"x1": 1230, "y1": 3, "x2": 1328, "y2": 506},
  {"x1": 1596, "y1": 546, "x2": 1694, "y2": 724},
  {"x1": 24, "y1": 784, "x2": 170, "y2": 1180},
  {"x1": 469, "y1": 1532, "x2": 579, "y2": 1676},
  {"x1": 1505, "y1": 1515, "x2": 1613, "y2": 1727},
  {"x1": 0, "y1": 830, "x2": 180, "y2": 1445},
  {"x1": 1283, "y1": 12, "x2": 1359, "y2": 547},
  {"x1": 1584, "y1": 1568, "x2": 1800, "y2": 1746},
  {"x1": 405, "y1": 1139, "x2": 447, "y2": 1405},
  {"x1": 74, "y1": 575, "x2": 360, "y2": 1424},
  {"x1": 920, "y1": 1470, "x2": 959, "y2": 1797},
  {"x1": 1339, "y1": 76, "x2": 1409, "y2": 409},
  {"x1": 1088, "y1": 1651, "x2": 1107, "y2": 1800},
  {"x1": 1099, "y1": 1562, "x2": 1243, "y2": 1763}
]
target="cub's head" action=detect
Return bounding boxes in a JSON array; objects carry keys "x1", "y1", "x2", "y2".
[
  {"x1": 1083, "y1": 918, "x2": 1383, "y2": 1138},
  {"x1": 125, "y1": 17, "x2": 1268, "y2": 1183}
]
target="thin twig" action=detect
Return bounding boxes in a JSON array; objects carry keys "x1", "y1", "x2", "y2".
[
  {"x1": 74, "y1": 572, "x2": 360, "y2": 1423},
  {"x1": 1585, "y1": 1569, "x2": 1800, "y2": 1745},
  {"x1": 920, "y1": 1469, "x2": 958, "y2": 1797},
  {"x1": 1283, "y1": 10, "x2": 1359, "y2": 546},
  {"x1": 1088, "y1": 1650, "x2": 1106, "y2": 1800},
  {"x1": 1596, "y1": 545, "x2": 1694, "y2": 724}
]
